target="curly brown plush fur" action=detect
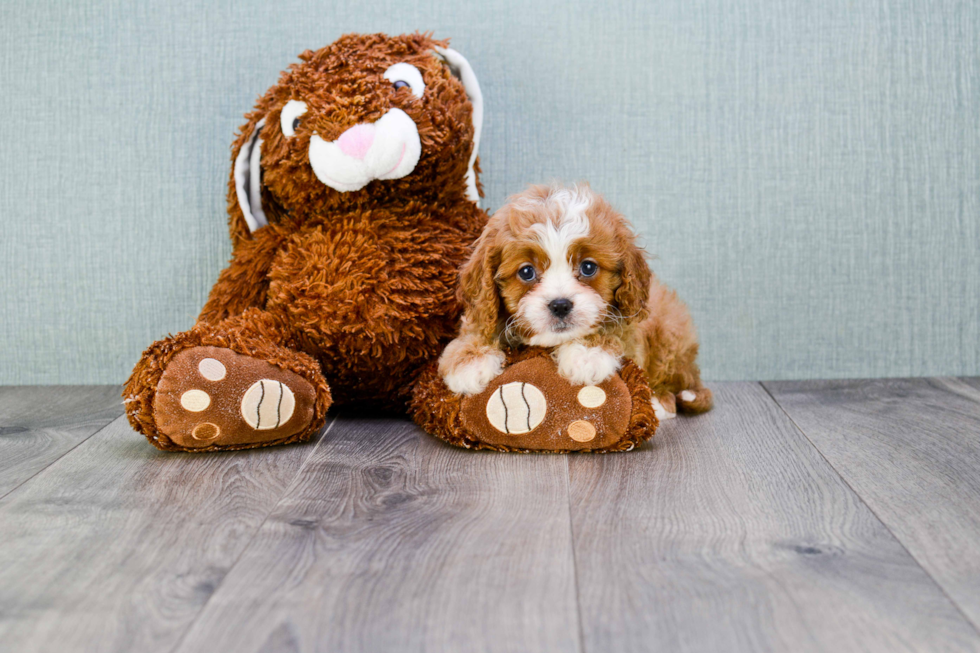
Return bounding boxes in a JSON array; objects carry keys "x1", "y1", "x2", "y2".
[{"x1": 124, "y1": 33, "x2": 488, "y2": 451}]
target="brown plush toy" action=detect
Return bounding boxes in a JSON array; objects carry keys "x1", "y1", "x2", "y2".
[
  {"x1": 410, "y1": 347, "x2": 658, "y2": 452},
  {"x1": 124, "y1": 33, "x2": 488, "y2": 451}
]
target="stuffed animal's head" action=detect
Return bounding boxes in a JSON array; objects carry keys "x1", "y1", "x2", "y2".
[{"x1": 229, "y1": 33, "x2": 483, "y2": 240}]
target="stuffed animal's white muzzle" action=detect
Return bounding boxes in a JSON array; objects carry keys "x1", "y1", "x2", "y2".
[{"x1": 308, "y1": 108, "x2": 421, "y2": 193}]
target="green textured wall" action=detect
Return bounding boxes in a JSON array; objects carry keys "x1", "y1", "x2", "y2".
[{"x1": 1, "y1": 0, "x2": 978, "y2": 384}]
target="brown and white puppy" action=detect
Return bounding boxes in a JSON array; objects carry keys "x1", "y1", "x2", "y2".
[{"x1": 439, "y1": 183, "x2": 712, "y2": 420}]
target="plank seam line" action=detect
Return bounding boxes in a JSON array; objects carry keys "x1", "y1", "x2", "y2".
[
  {"x1": 564, "y1": 455, "x2": 587, "y2": 653},
  {"x1": 166, "y1": 412, "x2": 341, "y2": 653},
  {"x1": 760, "y1": 381, "x2": 980, "y2": 638},
  {"x1": 934, "y1": 377, "x2": 980, "y2": 407},
  {"x1": 0, "y1": 409, "x2": 126, "y2": 503}
]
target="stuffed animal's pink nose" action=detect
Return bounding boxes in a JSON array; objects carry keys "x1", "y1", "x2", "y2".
[{"x1": 336, "y1": 124, "x2": 375, "y2": 160}]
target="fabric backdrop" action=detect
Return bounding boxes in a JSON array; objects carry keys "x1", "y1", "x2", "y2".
[{"x1": 1, "y1": 0, "x2": 977, "y2": 384}]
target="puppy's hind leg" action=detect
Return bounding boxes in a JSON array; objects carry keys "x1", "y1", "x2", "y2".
[
  {"x1": 661, "y1": 350, "x2": 713, "y2": 415},
  {"x1": 676, "y1": 385, "x2": 713, "y2": 414},
  {"x1": 637, "y1": 279, "x2": 713, "y2": 416}
]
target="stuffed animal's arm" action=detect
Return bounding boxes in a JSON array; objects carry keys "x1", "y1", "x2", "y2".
[{"x1": 197, "y1": 231, "x2": 282, "y2": 325}]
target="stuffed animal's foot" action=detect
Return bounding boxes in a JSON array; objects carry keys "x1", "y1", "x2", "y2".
[
  {"x1": 411, "y1": 347, "x2": 658, "y2": 453},
  {"x1": 151, "y1": 346, "x2": 322, "y2": 450}
]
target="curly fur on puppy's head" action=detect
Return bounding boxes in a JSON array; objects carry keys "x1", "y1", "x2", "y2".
[
  {"x1": 227, "y1": 33, "x2": 483, "y2": 242},
  {"x1": 458, "y1": 183, "x2": 652, "y2": 346}
]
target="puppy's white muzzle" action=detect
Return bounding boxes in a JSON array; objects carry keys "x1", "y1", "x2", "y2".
[{"x1": 308, "y1": 108, "x2": 421, "y2": 193}]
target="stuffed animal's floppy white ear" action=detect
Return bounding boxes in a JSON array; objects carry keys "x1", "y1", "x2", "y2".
[
  {"x1": 433, "y1": 47, "x2": 483, "y2": 206},
  {"x1": 233, "y1": 118, "x2": 268, "y2": 232}
]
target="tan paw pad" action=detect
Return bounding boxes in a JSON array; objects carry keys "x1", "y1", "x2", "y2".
[
  {"x1": 577, "y1": 385, "x2": 606, "y2": 408},
  {"x1": 180, "y1": 389, "x2": 211, "y2": 412},
  {"x1": 198, "y1": 358, "x2": 227, "y2": 381},
  {"x1": 486, "y1": 382, "x2": 547, "y2": 434},
  {"x1": 192, "y1": 422, "x2": 221, "y2": 441},
  {"x1": 241, "y1": 380, "x2": 296, "y2": 431},
  {"x1": 567, "y1": 420, "x2": 597, "y2": 442}
]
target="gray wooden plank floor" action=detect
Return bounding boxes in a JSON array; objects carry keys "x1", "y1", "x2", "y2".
[
  {"x1": 0, "y1": 411, "x2": 338, "y2": 652},
  {"x1": 569, "y1": 382, "x2": 980, "y2": 652},
  {"x1": 173, "y1": 416, "x2": 579, "y2": 653},
  {"x1": 766, "y1": 378, "x2": 980, "y2": 633},
  {"x1": 0, "y1": 385, "x2": 123, "y2": 498},
  {"x1": 1, "y1": 380, "x2": 980, "y2": 652}
]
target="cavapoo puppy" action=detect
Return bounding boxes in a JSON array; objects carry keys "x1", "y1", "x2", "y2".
[{"x1": 439, "y1": 182, "x2": 712, "y2": 420}]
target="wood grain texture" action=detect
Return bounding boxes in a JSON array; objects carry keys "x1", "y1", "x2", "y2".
[
  {"x1": 0, "y1": 413, "x2": 333, "y2": 653},
  {"x1": 766, "y1": 377, "x2": 980, "y2": 630},
  {"x1": 6, "y1": 382, "x2": 980, "y2": 652},
  {"x1": 173, "y1": 417, "x2": 580, "y2": 653},
  {"x1": 0, "y1": 385, "x2": 123, "y2": 497},
  {"x1": 569, "y1": 382, "x2": 980, "y2": 653}
]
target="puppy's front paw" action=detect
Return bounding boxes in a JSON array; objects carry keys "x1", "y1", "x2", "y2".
[
  {"x1": 442, "y1": 350, "x2": 506, "y2": 396},
  {"x1": 555, "y1": 343, "x2": 622, "y2": 386}
]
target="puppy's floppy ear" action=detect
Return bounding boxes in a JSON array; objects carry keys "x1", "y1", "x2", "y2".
[
  {"x1": 614, "y1": 244, "x2": 652, "y2": 322},
  {"x1": 433, "y1": 46, "x2": 483, "y2": 206},
  {"x1": 456, "y1": 222, "x2": 502, "y2": 343},
  {"x1": 228, "y1": 113, "x2": 268, "y2": 241}
]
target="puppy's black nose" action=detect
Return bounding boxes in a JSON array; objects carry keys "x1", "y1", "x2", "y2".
[{"x1": 548, "y1": 298, "x2": 574, "y2": 319}]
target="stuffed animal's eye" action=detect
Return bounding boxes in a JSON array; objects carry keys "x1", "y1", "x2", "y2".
[
  {"x1": 579, "y1": 260, "x2": 599, "y2": 277},
  {"x1": 517, "y1": 265, "x2": 537, "y2": 282},
  {"x1": 280, "y1": 100, "x2": 307, "y2": 138},
  {"x1": 383, "y1": 63, "x2": 425, "y2": 99}
]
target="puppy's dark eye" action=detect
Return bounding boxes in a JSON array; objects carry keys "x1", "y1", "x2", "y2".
[
  {"x1": 292, "y1": 117, "x2": 301, "y2": 131},
  {"x1": 579, "y1": 260, "x2": 599, "y2": 277},
  {"x1": 392, "y1": 80, "x2": 410, "y2": 91},
  {"x1": 517, "y1": 265, "x2": 537, "y2": 282}
]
